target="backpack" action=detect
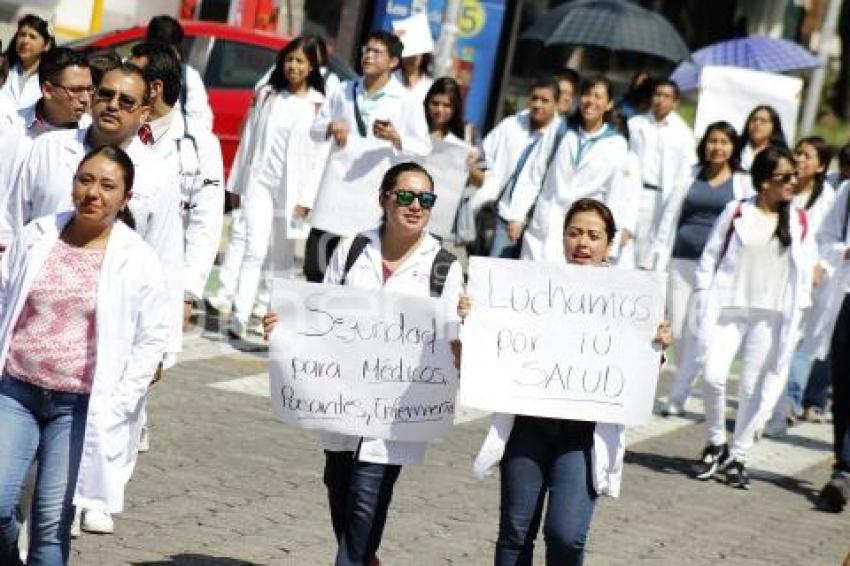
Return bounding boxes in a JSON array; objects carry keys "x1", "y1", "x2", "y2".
[{"x1": 339, "y1": 235, "x2": 457, "y2": 297}]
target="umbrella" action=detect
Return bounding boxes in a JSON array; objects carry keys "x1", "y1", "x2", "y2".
[
  {"x1": 521, "y1": 0, "x2": 690, "y2": 63},
  {"x1": 670, "y1": 36, "x2": 821, "y2": 92}
]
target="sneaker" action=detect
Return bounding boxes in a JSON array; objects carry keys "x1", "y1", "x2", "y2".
[
  {"x1": 803, "y1": 406, "x2": 826, "y2": 424},
  {"x1": 204, "y1": 294, "x2": 232, "y2": 315},
  {"x1": 81, "y1": 509, "x2": 114, "y2": 534},
  {"x1": 137, "y1": 426, "x2": 150, "y2": 453},
  {"x1": 819, "y1": 473, "x2": 849, "y2": 512},
  {"x1": 227, "y1": 318, "x2": 247, "y2": 340},
  {"x1": 694, "y1": 443, "x2": 729, "y2": 480},
  {"x1": 70, "y1": 507, "x2": 82, "y2": 538},
  {"x1": 661, "y1": 401, "x2": 683, "y2": 418},
  {"x1": 763, "y1": 418, "x2": 788, "y2": 438},
  {"x1": 724, "y1": 459, "x2": 750, "y2": 489},
  {"x1": 246, "y1": 318, "x2": 265, "y2": 337}
]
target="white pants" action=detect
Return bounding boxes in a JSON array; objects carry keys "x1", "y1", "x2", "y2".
[
  {"x1": 702, "y1": 309, "x2": 783, "y2": 461},
  {"x1": 633, "y1": 187, "x2": 662, "y2": 266},
  {"x1": 666, "y1": 258, "x2": 702, "y2": 405}
]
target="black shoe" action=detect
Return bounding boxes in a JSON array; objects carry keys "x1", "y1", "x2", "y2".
[
  {"x1": 694, "y1": 443, "x2": 729, "y2": 480},
  {"x1": 724, "y1": 459, "x2": 750, "y2": 489},
  {"x1": 818, "y1": 473, "x2": 849, "y2": 512}
]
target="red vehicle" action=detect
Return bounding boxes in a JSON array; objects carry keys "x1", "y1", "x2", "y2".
[{"x1": 69, "y1": 21, "x2": 354, "y2": 177}]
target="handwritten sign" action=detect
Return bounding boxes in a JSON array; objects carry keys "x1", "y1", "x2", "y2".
[
  {"x1": 308, "y1": 136, "x2": 396, "y2": 237},
  {"x1": 268, "y1": 278, "x2": 460, "y2": 441},
  {"x1": 416, "y1": 137, "x2": 469, "y2": 238},
  {"x1": 459, "y1": 257, "x2": 666, "y2": 426}
]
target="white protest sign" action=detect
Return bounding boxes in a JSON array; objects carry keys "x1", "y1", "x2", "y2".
[
  {"x1": 459, "y1": 257, "x2": 666, "y2": 426},
  {"x1": 392, "y1": 13, "x2": 435, "y2": 57},
  {"x1": 417, "y1": 137, "x2": 469, "y2": 238},
  {"x1": 694, "y1": 66, "x2": 803, "y2": 142},
  {"x1": 268, "y1": 278, "x2": 460, "y2": 441},
  {"x1": 308, "y1": 136, "x2": 395, "y2": 237}
]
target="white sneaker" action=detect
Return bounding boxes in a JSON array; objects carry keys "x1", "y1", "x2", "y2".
[
  {"x1": 227, "y1": 318, "x2": 247, "y2": 340},
  {"x1": 81, "y1": 509, "x2": 114, "y2": 534},
  {"x1": 205, "y1": 294, "x2": 232, "y2": 315},
  {"x1": 250, "y1": 303, "x2": 268, "y2": 320},
  {"x1": 661, "y1": 401, "x2": 684, "y2": 417},
  {"x1": 138, "y1": 426, "x2": 150, "y2": 453},
  {"x1": 247, "y1": 318, "x2": 265, "y2": 337},
  {"x1": 70, "y1": 507, "x2": 82, "y2": 538}
]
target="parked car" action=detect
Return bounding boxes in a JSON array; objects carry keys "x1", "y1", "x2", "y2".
[{"x1": 68, "y1": 21, "x2": 355, "y2": 177}]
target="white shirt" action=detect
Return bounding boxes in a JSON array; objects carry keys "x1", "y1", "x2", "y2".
[
  {"x1": 179, "y1": 64, "x2": 214, "y2": 131},
  {"x1": 392, "y1": 69, "x2": 433, "y2": 106},
  {"x1": 0, "y1": 64, "x2": 42, "y2": 110},
  {"x1": 320, "y1": 229, "x2": 463, "y2": 465},
  {"x1": 627, "y1": 110, "x2": 696, "y2": 195},
  {"x1": 793, "y1": 181, "x2": 836, "y2": 236},
  {"x1": 149, "y1": 107, "x2": 224, "y2": 300}
]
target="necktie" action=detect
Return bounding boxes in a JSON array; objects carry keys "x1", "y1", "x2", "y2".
[{"x1": 138, "y1": 124, "x2": 154, "y2": 145}]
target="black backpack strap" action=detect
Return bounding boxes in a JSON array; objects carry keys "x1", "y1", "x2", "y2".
[
  {"x1": 429, "y1": 248, "x2": 457, "y2": 298},
  {"x1": 340, "y1": 235, "x2": 370, "y2": 285},
  {"x1": 350, "y1": 81, "x2": 368, "y2": 138},
  {"x1": 180, "y1": 64, "x2": 189, "y2": 117}
]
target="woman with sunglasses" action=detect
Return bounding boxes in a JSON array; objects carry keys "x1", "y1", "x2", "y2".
[
  {"x1": 692, "y1": 146, "x2": 816, "y2": 489},
  {"x1": 639, "y1": 121, "x2": 752, "y2": 417},
  {"x1": 0, "y1": 14, "x2": 53, "y2": 110},
  {"x1": 208, "y1": 36, "x2": 327, "y2": 339},
  {"x1": 459, "y1": 198, "x2": 671, "y2": 565},
  {"x1": 0, "y1": 146, "x2": 168, "y2": 565},
  {"x1": 263, "y1": 161, "x2": 463, "y2": 566}
]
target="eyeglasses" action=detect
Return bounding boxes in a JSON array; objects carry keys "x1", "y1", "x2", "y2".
[
  {"x1": 770, "y1": 172, "x2": 797, "y2": 184},
  {"x1": 94, "y1": 86, "x2": 144, "y2": 112},
  {"x1": 386, "y1": 189, "x2": 438, "y2": 210},
  {"x1": 55, "y1": 83, "x2": 95, "y2": 98}
]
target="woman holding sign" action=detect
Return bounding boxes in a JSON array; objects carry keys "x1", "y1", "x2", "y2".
[
  {"x1": 692, "y1": 146, "x2": 816, "y2": 489},
  {"x1": 264, "y1": 162, "x2": 463, "y2": 566},
  {"x1": 459, "y1": 198, "x2": 671, "y2": 566}
]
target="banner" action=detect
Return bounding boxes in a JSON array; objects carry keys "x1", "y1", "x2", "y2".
[
  {"x1": 268, "y1": 279, "x2": 460, "y2": 441},
  {"x1": 459, "y1": 257, "x2": 666, "y2": 426},
  {"x1": 417, "y1": 137, "x2": 469, "y2": 238},
  {"x1": 307, "y1": 136, "x2": 395, "y2": 237}
]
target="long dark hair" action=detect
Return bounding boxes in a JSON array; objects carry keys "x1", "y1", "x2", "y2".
[
  {"x1": 696, "y1": 121, "x2": 742, "y2": 178},
  {"x1": 795, "y1": 136, "x2": 833, "y2": 210},
  {"x1": 737, "y1": 104, "x2": 788, "y2": 163},
  {"x1": 77, "y1": 145, "x2": 136, "y2": 230},
  {"x1": 751, "y1": 145, "x2": 796, "y2": 248},
  {"x1": 567, "y1": 75, "x2": 620, "y2": 134},
  {"x1": 424, "y1": 77, "x2": 464, "y2": 139},
  {"x1": 267, "y1": 35, "x2": 325, "y2": 95},
  {"x1": 4, "y1": 14, "x2": 53, "y2": 70}
]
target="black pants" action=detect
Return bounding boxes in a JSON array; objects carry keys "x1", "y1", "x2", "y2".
[
  {"x1": 304, "y1": 228, "x2": 341, "y2": 283},
  {"x1": 829, "y1": 294, "x2": 850, "y2": 473}
]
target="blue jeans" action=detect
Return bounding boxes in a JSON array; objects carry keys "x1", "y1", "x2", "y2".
[
  {"x1": 323, "y1": 451, "x2": 402, "y2": 566},
  {"x1": 496, "y1": 416, "x2": 597, "y2": 566},
  {"x1": 490, "y1": 218, "x2": 522, "y2": 259},
  {"x1": 787, "y1": 345, "x2": 832, "y2": 414},
  {"x1": 0, "y1": 376, "x2": 89, "y2": 566},
  {"x1": 803, "y1": 359, "x2": 832, "y2": 411}
]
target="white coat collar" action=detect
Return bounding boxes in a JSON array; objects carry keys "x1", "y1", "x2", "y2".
[{"x1": 147, "y1": 107, "x2": 179, "y2": 143}]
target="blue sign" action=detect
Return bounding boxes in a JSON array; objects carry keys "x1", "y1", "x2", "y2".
[{"x1": 372, "y1": 0, "x2": 507, "y2": 132}]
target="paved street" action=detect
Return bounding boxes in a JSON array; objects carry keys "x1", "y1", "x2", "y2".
[{"x1": 71, "y1": 326, "x2": 849, "y2": 566}]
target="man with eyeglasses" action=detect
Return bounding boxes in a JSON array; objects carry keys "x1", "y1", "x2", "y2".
[
  {"x1": 305, "y1": 30, "x2": 431, "y2": 283},
  {"x1": 129, "y1": 42, "x2": 224, "y2": 329},
  {"x1": 7, "y1": 64, "x2": 184, "y2": 537},
  {"x1": 0, "y1": 47, "x2": 93, "y2": 249}
]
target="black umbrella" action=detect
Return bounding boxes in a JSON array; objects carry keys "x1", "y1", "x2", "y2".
[{"x1": 522, "y1": 0, "x2": 690, "y2": 63}]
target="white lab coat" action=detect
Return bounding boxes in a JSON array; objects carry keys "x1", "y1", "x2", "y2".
[
  {"x1": 693, "y1": 198, "x2": 816, "y2": 411},
  {"x1": 180, "y1": 64, "x2": 214, "y2": 131},
  {"x1": 392, "y1": 69, "x2": 433, "y2": 106},
  {"x1": 319, "y1": 228, "x2": 463, "y2": 466},
  {"x1": 9, "y1": 130, "x2": 184, "y2": 359},
  {"x1": 518, "y1": 124, "x2": 629, "y2": 262},
  {"x1": 150, "y1": 107, "x2": 224, "y2": 300},
  {"x1": 640, "y1": 167, "x2": 754, "y2": 271},
  {"x1": 0, "y1": 213, "x2": 169, "y2": 513},
  {"x1": 627, "y1": 110, "x2": 696, "y2": 199},
  {"x1": 310, "y1": 76, "x2": 431, "y2": 158},
  {"x1": 0, "y1": 64, "x2": 41, "y2": 110},
  {"x1": 793, "y1": 181, "x2": 836, "y2": 237}
]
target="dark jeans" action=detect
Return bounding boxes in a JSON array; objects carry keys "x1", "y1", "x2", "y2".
[
  {"x1": 323, "y1": 451, "x2": 402, "y2": 566},
  {"x1": 304, "y1": 228, "x2": 341, "y2": 283},
  {"x1": 830, "y1": 295, "x2": 850, "y2": 473},
  {"x1": 496, "y1": 416, "x2": 598, "y2": 566},
  {"x1": 802, "y1": 358, "x2": 832, "y2": 411}
]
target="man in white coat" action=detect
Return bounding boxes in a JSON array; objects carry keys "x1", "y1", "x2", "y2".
[
  {"x1": 129, "y1": 42, "x2": 224, "y2": 325},
  {"x1": 627, "y1": 79, "x2": 696, "y2": 263},
  {"x1": 0, "y1": 48, "x2": 93, "y2": 249},
  {"x1": 306, "y1": 30, "x2": 431, "y2": 282}
]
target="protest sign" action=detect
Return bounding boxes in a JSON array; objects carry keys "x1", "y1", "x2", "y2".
[
  {"x1": 308, "y1": 136, "x2": 395, "y2": 237},
  {"x1": 417, "y1": 137, "x2": 469, "y2": 238},
  {"x1": 459, "y1": 257, "x2": 666, "y2": 426},
  {"x1": 268, "y1": 278, "x2": 460, "y2": 441},
  {"x1": 694, "y1": 66, "x2": 802, "y2": 142}
]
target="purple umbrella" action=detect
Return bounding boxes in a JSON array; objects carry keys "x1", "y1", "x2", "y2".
[{"x1": 670, "y1": 36, "x2": 821, "y2": 92}]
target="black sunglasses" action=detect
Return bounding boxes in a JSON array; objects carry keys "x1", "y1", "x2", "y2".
[
  {"x1": 770, "y1": 172, "x2": 797, "y2": 184},
  {"x1": 94, "y1": 87, "x2": 143, "y2": 112},
  {"x1": 386, "y1": 189, "x2": 438, "y2": 210}
]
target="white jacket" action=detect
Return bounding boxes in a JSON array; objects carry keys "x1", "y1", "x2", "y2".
[
  {"x1": 9, "y1": 130, "x2": 184, "y2": 359},
  {"x1": 627, "y1": 110, "x2": 696, "y2": 198},
  {"x1": 640, "y1": 167, "x2": 754, "y2": 271},
  {"x1": 0, "y1": 65, "x2": 41, "y2": 110},
  {"x1": 0, "y1": 213, "x2": 169, "y2": 512},
  {"x1": 150, "y1": 107, "x2": 224, "y2": 300},
  {"x1": 320, "y1": 228, "x2": 464, "y2": 465},
  {"x1": 694, "y1": 198, "x2": 816, "y2": 399},
  {"x1": 518, "y1": 124, "x2": 629, "y2": 262},
  {"x1": 180, "y1": 64, "x2": 214, "y2": 131}
]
